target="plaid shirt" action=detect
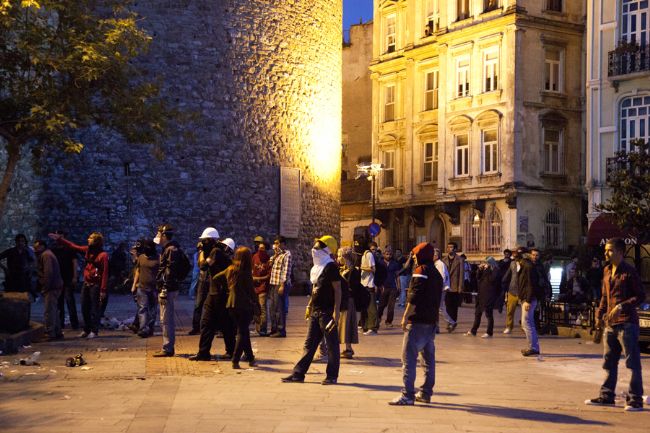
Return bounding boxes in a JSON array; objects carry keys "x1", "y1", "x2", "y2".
[{"x1": 269, "y1": 249, "x2": 292, "y2": 286}]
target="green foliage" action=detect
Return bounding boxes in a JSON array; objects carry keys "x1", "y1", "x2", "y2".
[
  {"x1": 0, "y1": 0, "x2": 177, "y2": 156},
  {"x1": 596, "y1": 138, "x2": 650, "y2": 243}
]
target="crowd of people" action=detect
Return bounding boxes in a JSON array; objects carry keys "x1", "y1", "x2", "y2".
[{"x1": 0, "y1": 230, "x2": 645, "y2": 411}]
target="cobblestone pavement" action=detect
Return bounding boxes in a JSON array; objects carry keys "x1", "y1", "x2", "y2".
[{"x1": 1, "y1": 294, "x2": 649, "y2": 433}]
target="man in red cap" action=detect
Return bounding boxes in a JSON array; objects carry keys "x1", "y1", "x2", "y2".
[{"x1": 389, "y1": 242, "x2": 443, "y2": 406}]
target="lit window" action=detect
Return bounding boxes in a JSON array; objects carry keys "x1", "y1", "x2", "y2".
[
  {"x1": 424, "y1": 70, "x2": 439, "y2": 110},
  {"x1": 424, "y1": 0, "x2": 439, "y2": 36},
  {"x1": 483, "y1": 49, "x2": 499, "y2": 92},
  {"x1": 485, "y1": 206, "x2": 502, "y2": 253},
  {"x1": 463, "y1": 209, "x2": 481, "y2": 253},
  {"x1": 546, "y1": 0, "x2": 562, "y2": 12},
  {"x1": 621, "y1": 0, "x2": 650, "y2": 45},
  {"x1": 543, "y1": 128, "x2": 563, "y2": 174},
  {"x1": 484, "y1": 0, "x2": 499, "y2": 13},
  {"x1": 385, "y1": 14, "x2": 396, "y2": 53},
  {"x1": 455, "y1": 133, "x2": 469, "y2": 176},
  {"x1": 456, "y1": 57, "x2": 470, "y2": 98},
  {"x1": 383, "y1": 150, "x2": 395, "y2": 188},
  {"x1": 482, "y1": 129, "x2": 499, "y2": 174},
  {"x1": 545, "y1": 208, "x2": 564, "y2": 249},
  {"x1": 620, "y1": 95, "x2": 650, "y2": 152},
  {"x1": 423, "y1": 140, "x2": 439, "y2": 183},
  {"x1": 384, "y1": 84, "x2": 396, "y2": 122},
  {"x1": 544, "y1": 49, "x2": 562, "y2": 92},
  {"x1": 457, "y1": 0, "x2": 470, "y2": 21}
]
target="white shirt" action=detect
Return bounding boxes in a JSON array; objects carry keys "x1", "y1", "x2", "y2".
[
  {"x1": 435, "y1": 259, "x2": 451, "y2": 291},
  {"x1": 360, "y1": 250, "x2": 376, "y2": 288}
]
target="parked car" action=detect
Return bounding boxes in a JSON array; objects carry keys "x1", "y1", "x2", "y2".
[{"x1": 639, "y1": 284, "x2": 650, "y2": 350}]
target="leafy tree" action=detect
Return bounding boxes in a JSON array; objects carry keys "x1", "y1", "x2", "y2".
[
  {"x1": 597, "y1": 138, "x2": 650, "y2": 243},
  {"x1": 0, "y1": 0, "x2": 178, "y2": 215}
]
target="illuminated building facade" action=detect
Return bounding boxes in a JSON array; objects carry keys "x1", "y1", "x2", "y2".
[{"x1": 370, "y1": 0, "x2": 585, "y2": 258}]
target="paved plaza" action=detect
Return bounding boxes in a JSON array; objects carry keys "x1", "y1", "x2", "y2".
[{"x1": 1, "y1": 294, "x2": 649, "y2": 433}]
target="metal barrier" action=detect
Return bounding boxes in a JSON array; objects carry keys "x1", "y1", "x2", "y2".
[{"x1": 539, "y1": 301, "x2": 597, "y2": 334}]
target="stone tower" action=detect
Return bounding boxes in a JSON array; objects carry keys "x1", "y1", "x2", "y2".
[{"x1": 0, "y1": 0, "x2": 343, "y2": 281}]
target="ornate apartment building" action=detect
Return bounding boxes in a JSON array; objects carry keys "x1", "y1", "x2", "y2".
[
  {"x1": 370, "y1": 0, "x2": 585, "y2": 259},
  {"x1": 586, "y1": 0, "x2": 650, "y2": 233}
]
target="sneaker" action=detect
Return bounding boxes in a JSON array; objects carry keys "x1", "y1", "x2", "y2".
[
  {"x1": 465, "y1": 331, "x2": 476, "y2": 336},
  {"x1": 503, "y1": 328, "x2": 512, "y2": 334},
  {"x1": 86, "y1": 332, "x2": 97, "y2": 339},
  {"x1": 188, "y1": 354, "x2": 212, "y2": 361},
  {"x1": 388, "y1": 395, "x2": 414, "y2": 406},
  {"x1": 78, "y1": 331, "x2": 89, "y2": 338},
  {"x1": 269, "y1": 332, "x2": 286, "y2": 338},
  {"x1": 624, "y1": 400, "x2": 643, "y2": 412},
  {"x1": 321, "y1": 377, "x2": 337, "y2": 385},
  {"x1": 385, "y1": 322, "x2": 393, "y2": 328},
  {"x1": 281, "y1": 374, "x2": 304, "y2": 383},
  {"x1": 341, "y1": 350, "x2": 354, "y2": 359},
  {"x1": 585, "y1": 397, "x2": 615, "y2": 406},
  {"x1": 232, "y1": 362, "x2": 241, "y2": 370},
  {"x1": 481, "y1": 333, "x2": 492, "y2": 338},
  {"x1": 415, "y1": 392, "x2": 431, "y2": 403},
  {"x1": 216, "y1": 353, "x2": 233, "y2": 360},
  {"x1": 248, "y1": 359, "x2": 257, "y2": 368},
  {"x1": 363, "y1": 330, "x2": 378, "y2": 336},
  {"x1": 447, "y1": 323, "x2": 457, "y2": 333},
  {"x1": 152, "y1": 350, "x2": 174, "y2": 357},
  {"x1": 521, "y1": 348, "x2": 540, "y2": 357}
]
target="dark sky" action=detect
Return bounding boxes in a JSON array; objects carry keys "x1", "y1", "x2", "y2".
[{"x1": 343, "y1": 0, "x2": 373, "y2": 31}]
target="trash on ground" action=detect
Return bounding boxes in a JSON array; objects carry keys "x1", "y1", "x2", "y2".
[
  {"x1": 65, "y1": 354, "x2": 86, "y2": 367},
  {"x1": 19, "y1": 352, "x2": 41, "y2": 366},
  {"x1": 49, "y1": 369, "x2": 57, "y2": 373},
  {"x1": 24, "y1": 372, "x2": 37, "y2": 376},
  {"x1": 63, "y1": 395, "x2": 71, "y2": 400},
  {"x1": 80, "y1": 366, "x2": 92, "y2": 371},
  {"x1": 96, "y1": 348, "x2": 109, "y2": 352}
]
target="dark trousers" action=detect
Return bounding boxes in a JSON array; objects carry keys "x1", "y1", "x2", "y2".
[
  {"x1": 600, "y1": 323, "x2": 644, "y2": 402},
  {"x1": 377, "y1": 286, "x2": 398, "y2": 326},
  {"x1": 100, "y1": 289, "x2": 109, "y2": 318},
  {"x1": 80, "y1": 284, "x2": 101, "y2": 334},
  {"x1": 230, "y1": 309, "x2": 254, "y2": 364},
  {"x1": 445, "y1": 292, "x2": 463, "y2": 323},
  {"x1": 58, "y1": 281, "x2": 79, "y2": 329},
  {"x1": 470, "y1": 304, "x2": 494, "y2": 336},
  {"x1": 44, "y1": 288, "x2": 62, "y2": 338},
  {"x1": 198, "y1": 292, "x2": 235, "y2": 357},
  {"x1": 191, "y1": 281, "x2": 209, "y2": 332},
  {"x1": 293, "y1": 312, "x2": 340, "y2": 380}
]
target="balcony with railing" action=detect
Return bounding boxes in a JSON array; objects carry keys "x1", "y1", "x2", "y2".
[{"x1": 608, "y1": 44, "x2": 650, "y2": 80}]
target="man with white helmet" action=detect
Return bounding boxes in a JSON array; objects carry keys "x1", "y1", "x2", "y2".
[
  {"x1": 282, "y1": 235, "x2": 341, "y2": 385},
  {"x1": 189, "y1": 236, "x2": 235, "y2": 361},
  {"x1": 189, "y1": 228, "x2": 220, "y2": 335}
]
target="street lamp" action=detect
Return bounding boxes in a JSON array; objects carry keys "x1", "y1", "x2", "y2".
[{"x1": 356, "y1": 163, "x2": 384, "y2": 224}]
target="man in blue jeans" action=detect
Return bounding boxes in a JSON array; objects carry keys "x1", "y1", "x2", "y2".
[
  {"x1": 516, "y1": 247, "x2": 543, "y2": 357},
  {"x1": 389, "y1": 242, "x2": 442, "y2": 406},
  {"x1": 586, "y1": 238, "x2": 645, "y2": 412}
]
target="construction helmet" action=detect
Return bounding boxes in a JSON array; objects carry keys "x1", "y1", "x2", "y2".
[
  {"x1": 199, "y1": 227, "x2": 220, "y2": 240},
  {"x1": 220, "y1": 238, "x2": 236, "y2": 252},
  {"x1": 316, "y1": 235, "x2": 338, "y2": 255}
]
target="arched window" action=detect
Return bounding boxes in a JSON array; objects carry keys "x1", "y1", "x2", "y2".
[
  {"x1": 484, "y1": 205, "x2": 502, "y2": 253},
  {"x1": 545, "y1": 208, "x2": 564, "y2": 249},
  {"x1": 462, "y1": 209, "x2": 482, "y2": 253},
  {"x1": 620, "y1": 95, "x2": 650, "y2": 152},
  {"x1": 621, "y1": 0, "x2": 650, "y2": 46}
]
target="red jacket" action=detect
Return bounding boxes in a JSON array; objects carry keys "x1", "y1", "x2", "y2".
[
  {"x1": 252, "y1": 250, "x2": 271, "y2": 294},
  {"x1": 58, "y1": 238, "x2": 109, "y2": 293}
]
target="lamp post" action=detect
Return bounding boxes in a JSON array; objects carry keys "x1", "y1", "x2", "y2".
[{"x1": 356, "y1": 163, "x2": 384, "y2": 225}]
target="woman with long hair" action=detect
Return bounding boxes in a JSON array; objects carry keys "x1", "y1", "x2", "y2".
[{"x1": 214, "y1": 246, "x2": 259, "y2": 369}]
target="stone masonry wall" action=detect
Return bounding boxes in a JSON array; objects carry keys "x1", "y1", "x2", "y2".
[{"x1": 0, "y1": 0, "x2": 343, "y2": 282}]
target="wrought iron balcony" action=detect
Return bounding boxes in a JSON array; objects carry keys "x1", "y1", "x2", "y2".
[{"x1": 608, "y1": 45, "x2": 650, "y2": 78}]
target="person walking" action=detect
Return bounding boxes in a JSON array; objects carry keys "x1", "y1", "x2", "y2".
[
  {"x1": 337, "y1": 246, "x2": 359, "y2": 359},
  {"x1": 252, "y1": 242, "x2": 271, "y2": 336},
  {"x1": 269, "y1": 236, "x2": 292, "y2": 338},
  {"x1": 441, "y1": 242, "x2": 464, "y2": 332},
  {"x1": 282, "y1": 236, "x2": 341, "y2": 385},
  {"x1": 52, "y1": 230, "x2": 79, "y2": 330},
  {"x1": 153, "y1": 224, "x2": 185, "y2": 357},
  {"x1": 131, "y1": 239, "x2": 159, "y2": 338},
  {"x1": 586, "y1": 238, "x2": 645, "y2": 412},
  {"x1": 466, "y1": 257, "x2": 501, "y2": 338},
  {"x1": 49, "y1": 231, "x2": 108, "y2": 339},
  {"x1": 214, "y1": 246, "x2": 259, "y2": 369},
  {"x1": 33, "y1": 240, "x2": 64, "y2": 341},
  {"x1": 388, "y1": 242, "x2": 443, "y2": 406},
  {"x1": 360, "y1": 241, "x2": 379, "y2": 335},
  {"x1": 501, "y1": 248, "x2": 522, "y2": 334},
  {"x1": 376, "y1": 246, "x2": 402, "y2": 328}
]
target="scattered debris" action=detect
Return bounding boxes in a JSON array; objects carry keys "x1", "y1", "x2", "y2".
[
  {"x1": 19, "y1": 352, "x2": 41, "y2": 366},
  {"x1": 63, "y1": 395, "x2": 71, "y2": 400},
  {"x1": 49, "y1": 369, "x2": 57, "y2": 373},
  {"x1": 22, "y1": 345, "x2": 32, "y2": 349},
  {"x1": 101, "y1": 316, "x2": 134, "y2": 331},
  {"x1": 96, "y1": 348, "x2": 109, "y2": 352},
  {"x1": 24, "y1": 372, "x2": 37, "y2": 376},
  {"x1": 80, "y1": 366, "x2": 93, "y2": 371},
  {"x1": 65, "y1": 354, "x2": 86, "y2": 367}
]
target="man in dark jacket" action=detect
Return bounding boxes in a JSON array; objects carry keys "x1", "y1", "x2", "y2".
[
  {"x1": 34, "y1": 240, "x2": 64, "y2": 340},
  {"x1": 517, "y1": 247, "x2": 543, "y2": 356},
  {"x1": 586, "y1": 238, "x2": 645, "y2": 411},
  {"x1": 0, "y1": 234, "x2": 34, "y2": 294},
  {"x1": 389, "y1": 242, "x2": 443, "y2": 406},
  {"x1": 154, "y1": 224, "x2": 184, "y2": 357},
  {"x1": 441, "y1": 242, "x2": 464, "y2": 332}
]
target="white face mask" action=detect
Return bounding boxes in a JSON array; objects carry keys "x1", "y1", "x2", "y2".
[{"x1": 153, "y1": 234, "x2": 161, "y2": 245}]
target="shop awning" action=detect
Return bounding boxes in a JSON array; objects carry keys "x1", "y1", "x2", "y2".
[{"x1": 586, "y1": 214, "x2": 637, "y2": 246}]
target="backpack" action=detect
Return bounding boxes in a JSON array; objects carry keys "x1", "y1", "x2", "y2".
[{"x1": 176, "y1": 248, "x2": 192, "y2": 281}]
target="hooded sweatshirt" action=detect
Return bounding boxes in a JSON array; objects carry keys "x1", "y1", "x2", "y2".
[{"x1": 406, "y1": 243, "x2": 443, "y2": 325}]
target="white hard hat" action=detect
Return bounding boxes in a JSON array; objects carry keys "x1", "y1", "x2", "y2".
[
  {"x1": 220, "y1": 238, "x2": 236, "y2": 251},
  {"x1": 199, "y1": 227, "x2": 220, "y2": 240}
]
